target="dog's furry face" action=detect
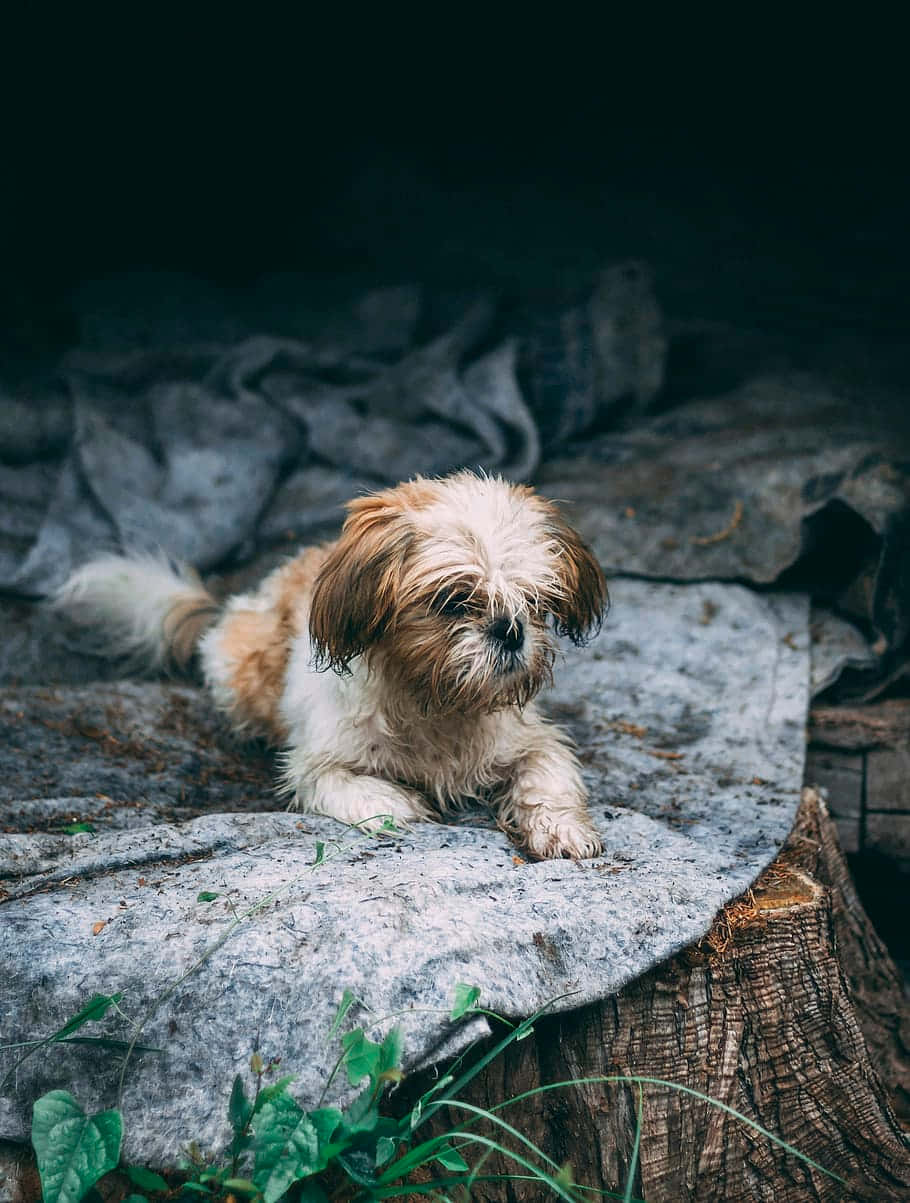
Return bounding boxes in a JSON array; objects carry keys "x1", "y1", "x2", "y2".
[{"x1": 309, "y1": 472, "x2": 608, "y2": 714}]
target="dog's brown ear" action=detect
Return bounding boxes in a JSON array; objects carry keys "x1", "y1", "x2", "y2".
[
  {"x1": 539, "y1": 501, "x2": 609, "y2": 645},
  {"x1": 309, "y1": 491, "x2": 413, "y2": 672}
]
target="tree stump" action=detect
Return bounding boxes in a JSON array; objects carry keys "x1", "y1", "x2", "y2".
[{"x1": 398, "y1": 789, "x2": 910, "y2": 1202}]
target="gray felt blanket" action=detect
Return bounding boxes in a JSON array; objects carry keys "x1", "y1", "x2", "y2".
[
  {"x1": 0, "y1": 268, "x2": 906, "y2": 1165},
  {"x1": 0, "y1": 581, "x2": 807, "y2": 1162}
]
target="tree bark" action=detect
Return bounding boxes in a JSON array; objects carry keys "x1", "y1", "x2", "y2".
[{"x1": 398, "y1": 789, "x2": 910, "y2": 1202}]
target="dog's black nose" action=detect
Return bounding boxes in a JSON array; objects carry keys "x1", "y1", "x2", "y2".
[{"x1": 489, "y1": 616, "x2": 524, "y2": 652}]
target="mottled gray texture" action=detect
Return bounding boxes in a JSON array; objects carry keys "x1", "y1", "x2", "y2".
[
  {"x1": 0, "y1": 580, "x2": 808, "y2": 1164},
  {"x1": 0, "y1": 267, "x2": 663, "y2": 597},
  {"x1": 538, "y1": 374, "x2": 910, "y2": 698},
  {"x1": 810, "y1": 607, "x2": 877, "y2": 698}
]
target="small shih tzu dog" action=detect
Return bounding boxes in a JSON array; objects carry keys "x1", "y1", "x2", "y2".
[{"x1": 56, "y1": 471, "x2": 608, "y2": 858}]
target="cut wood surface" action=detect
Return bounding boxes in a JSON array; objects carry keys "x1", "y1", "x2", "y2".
[
  {"x1": 397, "y1": 789, "x2": 910, "y2": 1202},
  {"x1": 809, "y1": 700, "x2": 910, "y2": 750}
]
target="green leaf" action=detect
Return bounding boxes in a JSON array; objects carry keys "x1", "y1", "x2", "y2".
[
  {"x1": 252, "y1": 1092, "x2": 327, "y2": 1203},
  {"x1": 379, "y1": 1026, "x2": 402, "y2": 1075},
  {"x1": 435, "y1": 1143, "x2": 470, "y2": 1172},
  {"x1": 555, "y1": 1161, "x2": 576, "y2": 1188},
  {"x1": 327, "y1": 988, "x2": 356, "y2": 1041},
  {"x1": 308, "y1": 1106, "x2": 343, "y2": 1147},
  {"x1": 54, "y1": 1036, "x2": 163, "y2": 1055},
  {"x1": 125, "y1": 1164, "x2": 169, "y2": 1192},
  {"x1": 340, "y1": 1028, "x2": 382, "y2": 1086},
  {"x1": 229, "y1": 1074, "x2": 252, "y2": 1134},
  {"x1": 61, "y1": 822, "x2": 96, "y2": 835},
  {"x1": 375, "y1": 1135, "x2": 398, "y2": 1168},
  {"x1": 252, "y1": 1074, "x2": 297, "y2": 1116},
  {"x1": 121, "y1": 1195, "x2": 150, "y2": 1203},
  {"x1": 298, "y1": 1183, "x2": 329, "y2": 1203},
  {"x1": 196, "y1": 891, "x2": 220, "y2": 903},
  {"x1": 338, "y1": 1086, "x2": 379, "y2": 1139},
  {"x1": 450, "y1": 984, "x2": 481, "y2": 1021},
  {"x1": 221, "y1": 1179, "x2": 259, "y2": 1195},
  {"x1": 313, "y1": 842, "x2": 325, "y2": 866},
  {"x1": 31, "y1": 1090, "x2": 122, "y2": 1203},
  {"x1": 55, "y1": 994, "x2": 123, "y2": 1041}
]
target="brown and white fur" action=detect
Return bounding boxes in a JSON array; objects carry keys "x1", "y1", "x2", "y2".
[{"x1": 55, "y1": 471, "x2": 609, "y2": 858}]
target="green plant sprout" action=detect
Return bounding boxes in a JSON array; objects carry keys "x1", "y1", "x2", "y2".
[{"x1": 22, "y1": 982, "x2": 845, "y2": 1203}]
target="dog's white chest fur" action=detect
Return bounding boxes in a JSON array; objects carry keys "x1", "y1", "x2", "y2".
[{"x1": 279, "y1": 632, "x2": 519, "y2": 809}]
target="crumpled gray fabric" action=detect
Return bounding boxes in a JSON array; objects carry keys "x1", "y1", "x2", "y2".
[
  {"x1": 0, "y1": 266, "x2": 664, "y2": 596},
  {"x1": 809, "y1": 607, "x2": 878, "y2": 697},
  {"x1": 0, "y1": 580, "x2": 808, "y2": 1164},
  {"x1": 538, "y1": 374, "x2": 910, "y2": 699}
]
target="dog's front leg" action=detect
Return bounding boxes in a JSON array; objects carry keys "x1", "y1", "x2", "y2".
[
  {"x1": 496, "y1": 727, "x2": 603, "y2": 860},
  {"x1": 291, "y1": 766, "x2": 434, "y2": 834}
]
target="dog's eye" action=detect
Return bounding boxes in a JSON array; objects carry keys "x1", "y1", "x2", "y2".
[{"x1": 438, "y1": 591, "x2": 473, "y2": 617}]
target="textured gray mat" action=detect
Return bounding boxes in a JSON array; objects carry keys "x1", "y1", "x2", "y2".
[
  {"x1": 0, "y1": 579, "x2": 809, "y2": 1164},
  {"x1": 0, "y1": 266, "x2": 664, "y2": 598},
  {"x1": 539, "y1": 373, "x2": 910, "y2": 699}
]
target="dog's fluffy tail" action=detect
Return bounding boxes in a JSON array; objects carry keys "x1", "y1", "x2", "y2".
[{"x1": 53, "y1": 553, "x2": 220, "y2": 670}]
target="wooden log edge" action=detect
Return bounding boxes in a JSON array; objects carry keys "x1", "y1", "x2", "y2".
[{"x1": 399, "y1": 788, "x2": 910, "y2": 1202}]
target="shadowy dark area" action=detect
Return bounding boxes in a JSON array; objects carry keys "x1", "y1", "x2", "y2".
[{"x1": 850, "y1": 853, "x2": 910, "y2": 966}]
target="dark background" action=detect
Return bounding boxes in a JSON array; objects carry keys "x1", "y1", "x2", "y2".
[{"x1": 3, "y1": 23, "x2": 908, "y2": 391}]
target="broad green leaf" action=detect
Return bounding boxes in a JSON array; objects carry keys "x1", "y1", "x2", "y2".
[
  {"x1": 450, "y1": 984, "x2": 480, "y2": 1021},
  {"x1": 375, "y1": 1135, "x2": 397, "y2": 1167},
  {"x1": 55, "y1": 994, "x2": 123, "y2": 1041},
  {"x1": 229, "y1": 1075, "x2": 252, "y2": 1134},
  {"x1": 435, "y1": 1143, "x2": 470, "y2": 1172},
  {"x1": 340, "y1": 1028, "x2": 382, "y2": 1086},
  {"x1": 61, "y1": 822, "x2": 96, "y2": 835},
  {"x1": 121, "y1": 1195, "x2": 149, "y2": 1203},
  {"x1": 125, "y1": 1164, "x2": 169, "y2": 1192},
  {"x1": 221, "y1": 1179, "x2": 259, "y2": 1195},
  {"x1": 313, "y1": 842, "x2": 325, "y2": 865},
  {"x1": 308, "y1": 1106, "x2": 343, "y2": 1147},
  {"x1": 31, "y1": 1090, "x2": 122, "y2": 1203},
  {"x1": 339, "y1": 1085, "x2": 379, "y2": 1137},
  {"x1": 335, "y1": 1149, "x2": 379, "y2": 1188},
  {"x1": 252, "y1": 1092, "x2": 326, "y2": 1203},
  {"x1": 379, "y1": 1026, "x2": 402, "y2": 1075},
  {"x1": 196, "y1": 891, "x2": 219, "y2": 903}
]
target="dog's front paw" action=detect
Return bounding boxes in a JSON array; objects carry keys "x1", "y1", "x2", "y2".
[
  {"x1": 520, "y1": 812, "x2": 603, "y2": 860},
  {"x1": 350, "y1": 783, "x2": 435, "y2": 835},
  {"x1": 300, "y1": 770, "x2": 436, "y2": 835},
  {"x1": 515, "y1": 813, "x2": 601, "y2": 861}
]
